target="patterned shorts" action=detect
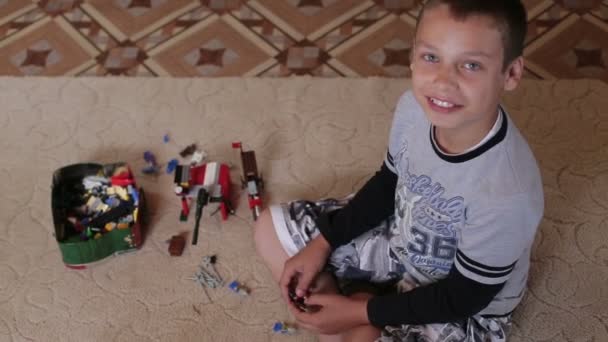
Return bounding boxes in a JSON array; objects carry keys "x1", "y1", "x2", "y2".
[{"x1": 270, "y1": 198, "x2": 512, "y2": 342}]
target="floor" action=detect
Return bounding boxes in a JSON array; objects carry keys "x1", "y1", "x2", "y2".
[{"x1": 0, "y1": 0, "x2": 607, "y2": 81}]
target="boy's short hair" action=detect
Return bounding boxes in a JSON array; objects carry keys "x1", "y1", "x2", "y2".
[{"x1": 417, "y1": 0, "x2": 527, "y2": 70}]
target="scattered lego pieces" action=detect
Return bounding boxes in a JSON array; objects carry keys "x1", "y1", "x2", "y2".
[
  {"x1": 179, "y1": 144, "x2": 197, "y2": 158},
  {"x1": 188, "y1": 255, "x2": 223, "y2": 289},
  {"x1": 228, "y1": 280, "x2": 250, "y2": 296},
  {"x1": 166, "y1": 159, "x2": 179, "y2": 174},
  {"x1": 142, "y1": 151, "x2": 160, "y2": 175},
  {"x1": 64, "y1": 171, "x2": 138, "y2": 242},
  {"x1": 272, "y1": 322, "x2": 297, "y2": 335},
  {"x1": 168, "y1": 235, "x2": 186, "y2": 256}
]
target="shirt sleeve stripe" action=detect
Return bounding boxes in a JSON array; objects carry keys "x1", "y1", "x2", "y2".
[
  {"x1": 456, "y1": 251, "x2": 515, "y2": 279},
  {"x1": 386, "y1": 150, "x2": 394, "y2": 165},
  {"x1": 385, "y1": 151, "x2": 397, "y2": 173},
  {"x1": 455, "y1": 261, "x2": 511, "y2": 285},
  {"x1": 457, "y1": 250, "x2": 516, "y2": 272}
]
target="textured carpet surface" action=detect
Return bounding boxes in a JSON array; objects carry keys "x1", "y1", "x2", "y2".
[{"x1": 0, "y1": 77, "x2": 607, "y2": 341}]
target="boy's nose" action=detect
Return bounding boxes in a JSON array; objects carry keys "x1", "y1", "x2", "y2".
[{"x1": 433, "y1": 65, "x2": 458, "y2": 90}]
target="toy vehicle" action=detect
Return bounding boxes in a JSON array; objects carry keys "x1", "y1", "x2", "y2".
[
  {"x1": 232, "y1": 142, "x2": 263, "y2": 220},
  {"x1": 173, "y1": 162, "x2": 233, "y2": 221}
]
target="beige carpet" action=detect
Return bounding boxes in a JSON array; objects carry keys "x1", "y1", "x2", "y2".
[{"x1": 0, "y1": 77, "x2": 607, "y2": 342}]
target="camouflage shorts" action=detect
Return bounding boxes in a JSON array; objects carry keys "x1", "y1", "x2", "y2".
[{"x1": 269, "y1": 198, "x2": 512, "y2": 342}]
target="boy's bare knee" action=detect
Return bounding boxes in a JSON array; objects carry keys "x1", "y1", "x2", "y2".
[
  {"x1": 340, "y1": 292, "x2": 381, "y2": 341},
  {"x1": 253, "y1": 209, "x2": 273, "y2": 252},
  {"x1": 253, "y1": 208, "x2": 288, "y2": 281},
  {"x1": 342, "y1": 324, "x2": 381, "y2": 342}
]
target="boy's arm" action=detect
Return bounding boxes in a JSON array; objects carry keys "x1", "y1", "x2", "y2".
[
  {"x1": 366, "y1": 266, "x2": 505, "y2": 326},
  {"x1": 367, "y1": 191, "x2": 544, "y2": 326},
  {"x1": 314, "y1": 158, "x2": 397, "y2": 249}
]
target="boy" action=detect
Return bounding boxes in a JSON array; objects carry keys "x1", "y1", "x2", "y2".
[{"x1": 254, "y1": 1, "x2": 544, "y2": 341}]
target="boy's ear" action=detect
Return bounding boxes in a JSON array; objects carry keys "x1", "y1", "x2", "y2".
[
  {"x1": 503, "y1": 56, "x2": 524, "y2": 91},
  {"x1": 409, "y1": 47, "x2": 415, "y2": 71}
]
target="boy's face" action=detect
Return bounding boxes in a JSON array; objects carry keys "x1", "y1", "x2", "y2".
[{"x1": 411, "y1": 4, "x2": 523, "y2": 133}]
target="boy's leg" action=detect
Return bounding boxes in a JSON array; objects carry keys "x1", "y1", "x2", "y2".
[
  {"x1": 253, "y1": 208, "x2": 342, "y2": 342},
  {"x1": 254, "y1": 201, "x2": 392, "y2": 342},
  {"x1": 254, "y1": 198, "x2": 350, "y2": 281},
  {"x1": 341, "y1": 292, "x2": 381, "y2": 342},
  {"x1": 253, "y1": 209, "x2": 288, "y2": 282},
  {"x1": 377, "y1": 315, "x2": 511, "y2": 342}
]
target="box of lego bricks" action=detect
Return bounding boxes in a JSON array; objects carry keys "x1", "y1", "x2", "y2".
[{"x1": 51, "y1": 163, "x2": 146, "y2": 269}]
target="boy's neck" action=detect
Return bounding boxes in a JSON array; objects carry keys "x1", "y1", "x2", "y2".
[{"x1": 434, "y1": 109, "x2": 500, "y2": 155}]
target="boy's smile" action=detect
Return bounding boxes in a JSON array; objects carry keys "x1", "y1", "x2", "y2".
[
  {"x1": 411, "y1": 4, "x2": 523, "y2": 154},
  {"x1": 427, "y1": 96, "x2": 463, "y2": 114}
]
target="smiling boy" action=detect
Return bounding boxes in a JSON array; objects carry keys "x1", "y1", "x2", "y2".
[{"x1": 254, "y1": 1, "x2": 544, "y2": 341}]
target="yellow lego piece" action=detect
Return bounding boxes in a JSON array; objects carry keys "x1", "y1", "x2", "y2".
[
  {"x1": 114, "y1": 186, "x2": 129, "y2": 201},
  {"x1": 133, "y1": 208, "x2": 138, "y2": 223},
  {"x1": 94, "y1": 233, "x2": 102, "y2": 239},
  {"x1": 105, "y1": 222, "x2": 116, "y2": 232}
]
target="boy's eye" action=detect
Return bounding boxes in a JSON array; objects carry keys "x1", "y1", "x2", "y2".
[
  {"x1": 463, "y1": 62, "x2": 481, "y2": 71},
  {"x1": 422, "y1": 54, "x2": 438, "y2": 63}
]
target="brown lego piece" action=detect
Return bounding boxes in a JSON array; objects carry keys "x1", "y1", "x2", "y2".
[
  {"x1": 241, "y1": 150, "x2": 258, "y2": 178},
  {"x1": 168, "y1": 235, "x2": 186, "y2": 256}
]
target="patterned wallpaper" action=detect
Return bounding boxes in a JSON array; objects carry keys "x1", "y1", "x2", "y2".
[{"x1": 0, "y1": 0, "x2": 607, "y2": 81}]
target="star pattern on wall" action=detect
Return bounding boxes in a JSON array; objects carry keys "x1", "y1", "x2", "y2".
[{"x1": 0, "y1": 0, "x2": 606, "y2": 81}]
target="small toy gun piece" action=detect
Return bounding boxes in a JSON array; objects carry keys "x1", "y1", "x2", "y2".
[{"x1": 192, "y1": 188, "x2": 209, "y2": 245}]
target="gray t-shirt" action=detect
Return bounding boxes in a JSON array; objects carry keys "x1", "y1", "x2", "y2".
[{"x1": 385, "y1": 90, "x2": 544, "y2": 316}]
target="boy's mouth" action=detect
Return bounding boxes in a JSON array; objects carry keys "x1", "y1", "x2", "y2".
[{"x1": 426, "y1": 96, "x2": 463, "y2": 113}]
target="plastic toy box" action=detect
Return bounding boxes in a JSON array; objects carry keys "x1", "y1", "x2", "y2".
[{"x1": 51, "y1": 163, "x2": 145, "y2": 269}]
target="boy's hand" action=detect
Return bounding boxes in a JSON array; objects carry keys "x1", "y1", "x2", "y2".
[
  {"x1": 292, "y1": 293, "x2": 370, "y2": 335},
  {"x1": 279, "y1": 235, "x2": 331, "y2": 309}
]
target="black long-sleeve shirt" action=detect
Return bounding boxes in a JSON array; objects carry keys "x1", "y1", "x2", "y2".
[{"x1": 314, "y1": 161, "x2": 505, "y2": 327}]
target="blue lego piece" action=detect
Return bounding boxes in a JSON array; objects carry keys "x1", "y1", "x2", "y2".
[
  {"x1": 104, "y1": 197, "x2": 121, "y2": 208},
  {"x1": 163, "y1": 134, "x2": 170, "y2": 143},
  {"x1": 166, "y1": 159, "x2": 179, "y2": 174},
  {"x1": 228, "y1": 280, "x2": 250, "y2": 296},
  {"x1": 129, "y1": 187, "x2": 139, "y2": 206},
  {"x1": 142, "y1": 151, "x2": 160, "y2": 175},
  {"x1": 272, "y1": 322, "x2": 296, "y2": 335},
  {"x1": 143, "y1": 151, "x2": 156, "y2": 163},
  {"x1": 228, "y1": 281, "x2": 239, "y2": 291}
]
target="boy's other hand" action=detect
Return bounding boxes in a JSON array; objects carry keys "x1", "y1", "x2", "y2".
[
  {"x1": 292, "y1": 293, "x2": 370, "y2": 335},
  {"x1": 279, "y1": 235, "x2": 332, "y2": 309}
]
